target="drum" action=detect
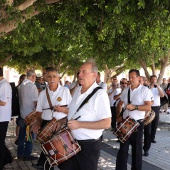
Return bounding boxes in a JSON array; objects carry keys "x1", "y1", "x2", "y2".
[
  {"x1": 144, "y1": 110, "x2": 155, "y2": 126},
  {"x1": 114, "y1": 116, "x2": 140, "y2": 143},
  {"x1": 36, "y1": 117, "x2": 57, "y2": 144},
  {"x1": 41, "y1": 127, "x2": 81, "y2": 166},
  {"x1": 24, "y1": 111, "x2": 37, "y2": 126}
]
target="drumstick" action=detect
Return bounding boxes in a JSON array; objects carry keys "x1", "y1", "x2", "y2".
[
  {"x1": 60, "y1": 105, "x2": 68, "y2": 107},
  {"x1": 74, "y1": 116, "x2": 81, "y2": 120}
]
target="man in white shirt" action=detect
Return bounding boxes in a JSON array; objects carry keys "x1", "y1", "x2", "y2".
[
  {"x1": 32, "y1": 68, "x2": 72, "y2": 170},
  {"x1": 54, "y1": 59, "x2": 111, "y2": 170},
  {"x1": 17, "y1": 69, "x2": 38, "y2": 161},
  {"x1": 143, "y1": 75, "x2": 164, "y2": 156},
  {"x1": 0, "y1": 67, "x2": 13, "y2": 169},
  {"x1": 116, "y1": 69, "x2": 153, "y2": 170}
]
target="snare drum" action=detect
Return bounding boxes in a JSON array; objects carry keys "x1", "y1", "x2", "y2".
[
  {"x1": 144, "y1": 110, "x2": 155, "y2": 126},
  {"x1": 114, "y1": 116, "x2": 140, "y2": 143},
  {"x1": 36, "y1": 117, "x2": 57, "y2": 144},
  {"x1": 41, "y1": 127, "x2": 81, "y2": 166},
  {"x1": 24, "y1": 111, "x2": 37, "y2": 126}
]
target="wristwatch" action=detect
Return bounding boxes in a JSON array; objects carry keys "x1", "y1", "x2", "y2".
[{"x1": 135, "y1": 105, "x2": 138, "y2": 110}]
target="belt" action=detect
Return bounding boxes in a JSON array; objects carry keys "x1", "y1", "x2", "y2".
[
  {"x1": 77, "y1": 137, "x2": 100, "y2": 144},
  {"x1": 137, "y1": 119, "x2": 144, "y2": 123},
  {"x1": 152, "y1": 106, "x2": 160, "y2": 108}
]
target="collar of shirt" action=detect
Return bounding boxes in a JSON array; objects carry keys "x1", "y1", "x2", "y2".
[
  {"x1": 47, "y1": 83, "x2": 61, "y2": 93},
  {"x1": 78, "y1": 82, "x2": 99, "y2": 95}
]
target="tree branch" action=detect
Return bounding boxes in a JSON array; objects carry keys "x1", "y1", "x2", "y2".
[
  {"x1": 0, "y1": 54, "x2": 13, "y2": 67},
  {"x1": 15, "y1": 0, "x2": 37, "y2": 11},
  {"x1": 139, "y1": 59, "x2": 150, "y2": 80}
]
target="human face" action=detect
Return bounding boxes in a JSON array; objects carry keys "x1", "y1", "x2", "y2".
[
  {"x1": 129, "y1": 72, "x2": 140, "y2": 88},
  {"x1": 47, "y1": 71, "x2": 60, "y2": 90},
  {"x1": 150, "y1": 77, "x2": 157, "y2": 84},
  {"x1": 78, "y1": 63, "x2": 97, "y2": 89},
  {"x1": 121, "y1": 80, "x2": 128, "y2": 89}
]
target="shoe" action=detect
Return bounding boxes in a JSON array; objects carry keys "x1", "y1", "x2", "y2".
[
  {"x1": 15, "y1": 139, "x2": 18, "y2": 145},
  {"x1": 151, "y1": 140, "x2": 156, "y2": 143},
  {"x1": 17, "y1": 156, "x2": 23, "y2": 160},
  {"x1": 32, "y1": 163, "x2": 44, "y2": 170},
  {"x1": 144, "y1": 151, "x2": 149, "y2": 156},
  {"x1": 23, "y1": 155, "x2": 38, "y2": 161}
]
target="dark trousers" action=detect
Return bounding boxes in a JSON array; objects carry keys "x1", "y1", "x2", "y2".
[
  {"x1": 37, "y1": 120, "x2": 54, "y2": 170},
  {"x1": 116, "y1": 121, "x2": 144, "y2": 170},
  {"x1": 151, "y1": 106, "x2": 160, "y2": 141},
  {"x1": 143, "y1": 123, "x2": 151, "y2": 152},
  {"x1": 0, "y1": 121, "x2": 13, "y2": 170},
  {"x1": 111, "y1": 106, "x2": 116, "y2": 130},
  {"x1": 58, "y1": 138, "x2": 101, "y2": 170}
]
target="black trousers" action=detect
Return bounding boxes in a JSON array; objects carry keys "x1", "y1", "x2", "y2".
[
  {"x1": 111, "y1": 106, "x2": 116, "y2": 130},
  {"x1": 58, "y1": 138, "x2": 101, "y2": 170},
  {"x1": 37, "y1": 120, "x2": 54, "y2": 170},
  {"x1": 116, "y1": 121, "x2": 144, "y2": 170},
  {"x1": 143, "y1": 123, "x2": 151, "y2": 152},
  {"x1": 151, "y1": 106, "x2": 160, "y2": 141},
  {"x1": 0, "y1": 121, "x2": 13, "y2": 170}
]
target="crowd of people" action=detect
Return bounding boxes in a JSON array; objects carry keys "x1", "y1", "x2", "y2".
[{"x1": 0, "y1": 60, "x2": 170, "y2": 170}]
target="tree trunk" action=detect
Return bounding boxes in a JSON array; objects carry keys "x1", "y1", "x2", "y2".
[
  {"x1": 0, "y1": 54, "x2": 13, "y2": 67},
  {"x1": 139, "y1": 60, "x2": 150, "y2": 80}
]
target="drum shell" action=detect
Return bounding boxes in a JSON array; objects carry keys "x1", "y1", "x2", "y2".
[
  {"x1": 41, "y1": 128, "x2": 81, "y2": 166},
  {"x1": 24, "y1": 111, "x2": 37, "y2": 126},
  {"x1": 144, "y1": 110, "x2": 155, "y2": 126},
  {"x1": 36, "y1": 117, "x2": 57, "y2": 144},
  {"x1": 114, "y1": 117, "x2": 140, "y2": 143}
]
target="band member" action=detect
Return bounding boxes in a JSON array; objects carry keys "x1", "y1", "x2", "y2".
[
  {"x1": 0, "y1": 67, "x2": 13, "y2": 169},
  {"x1": 54, "y1": 59, "x2": 111, "y2": 170},
  {"x1": 143, "y1": 75, "x2": 164, "y2": 156},
  {"x1": 32, "y1": 68, "x2": 72, "y2": 169},
  {"x1": 17, "y1": 69, "x2": 38, "y2": 161},
  {"x1": 116, "y1": 69, "x2": 153, "y2": 170}
]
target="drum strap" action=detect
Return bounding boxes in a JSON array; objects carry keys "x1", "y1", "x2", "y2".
[
  {"x1": 67, "y1": 87, "x2": 102, "y2": 121},
  {"x1": 45, "y1": 87, "x2": 53, "y2": 110}
]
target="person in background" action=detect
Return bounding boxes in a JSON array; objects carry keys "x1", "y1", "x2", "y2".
[
  {"x1": 160, "y1": 78, "x2": 168, "y2": 113},
  {"x1": 0, "y1": 67, "x2": 13, "y2": 169},
  {"x1": 17, "y1": 69, "x2": 38, "y2": 161},
  {"x1": 70, "y1": 72, "x2": 80, "y2": 96},
  {"x1": 96, "y1": 72, "x2": 107, "y2": 91},
  {"x1": 64, "y1": 80, "x2": 70, "y2": 89},
  {"x1": 15, "y1": 74, "x2": 26, "y2": 145},
  {"x1": 35, "y1": 77, "x2": 42, "y2": 93}
]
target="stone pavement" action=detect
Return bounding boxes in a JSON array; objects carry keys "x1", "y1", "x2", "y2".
[{"x1": 4, "y1": 111, "x2": 170, "y2": 170}]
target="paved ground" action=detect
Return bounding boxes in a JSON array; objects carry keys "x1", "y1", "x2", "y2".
[{"x1": 4, "y1": 110, "x2": 170, "y2": 170}]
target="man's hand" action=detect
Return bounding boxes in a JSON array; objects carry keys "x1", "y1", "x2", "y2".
[
  {"x1": 31, "y1": 123, "x2": 41, "y2": 134},
  {"x1": 126, "y1": 104, "x2": 136, "y2": 111},
  {"x1": 67, "y1": 120, "x2": 80, "y2": 130}
]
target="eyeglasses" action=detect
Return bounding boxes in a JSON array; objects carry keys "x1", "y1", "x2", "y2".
[{"x1": 121, "y1": 82, "x2": 127, "y2": 84}]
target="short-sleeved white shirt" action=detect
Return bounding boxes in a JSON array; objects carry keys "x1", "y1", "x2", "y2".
[
  {"x1": 98, "y1": 81, "x2": 107, "y2": 91},
  {"x1": 68, "y1": 82, "x2": 111, "y2": 140},
  {"x1": 120, "y1": 84, "x2": 153, "y2": 120},
  {"x1": 18, "y1": 79, "x2": 38, "y2": 119},
  {"x1": 109, "y1": 88, "x2": 121, "y2": 106},
  {"x1": 36, "y1": 84, "x2": 72, "y2": 120},
  {"x1": 150, "y1": 87, "x2": 161, "y2": 106},
  {"x1": 0, "y1": 79, "x2": 12, "y2": 122}
]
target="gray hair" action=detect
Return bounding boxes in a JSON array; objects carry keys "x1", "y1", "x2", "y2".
[
  {"x1": 26, "y1": 69, "x2": 35, "y2": 77},
  {"x1": 85, "y1": 58, "x2": 98, "y2": 73}
]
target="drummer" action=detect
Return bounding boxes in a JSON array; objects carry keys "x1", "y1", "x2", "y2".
[
  {"x1": 32, "y1": 67, "x2": 72, "y2": 170},
  {"x1": 54, "y1": 59, "x2": 111, "y2": 170},
  {"x1": 115, "y1": 69, "x2": 153, "y2": 170}
]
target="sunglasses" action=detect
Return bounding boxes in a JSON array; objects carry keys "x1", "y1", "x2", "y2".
[{"x1": 121, "y1": 82, "x2": 127, "y2": 84}]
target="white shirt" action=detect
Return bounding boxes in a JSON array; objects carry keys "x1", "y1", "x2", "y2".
[
  {"x1": 150, "y1": 87, "x2": 161, "y2": 106},
  {"x1": 109, "y1": 88, "x2": 121, "y2": 106},
  {"x1": 18, "y1": 79, "x2": 38, "y2": 119},
  {"x1": 36, "y1": 84, "x2": 72, "y2": 120},
  {"x1": 98, "y1": 81, "x2": 107, "y2": 91},
  {"x1": 68, "y1": 82, "x2": 111, "y2": 140},
  {"x1": 0, "y1": 79, "x2": 12, "y2": 122},
  {"x1": 121, "y1": 85, "x2": 153, "y2": 120}
]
